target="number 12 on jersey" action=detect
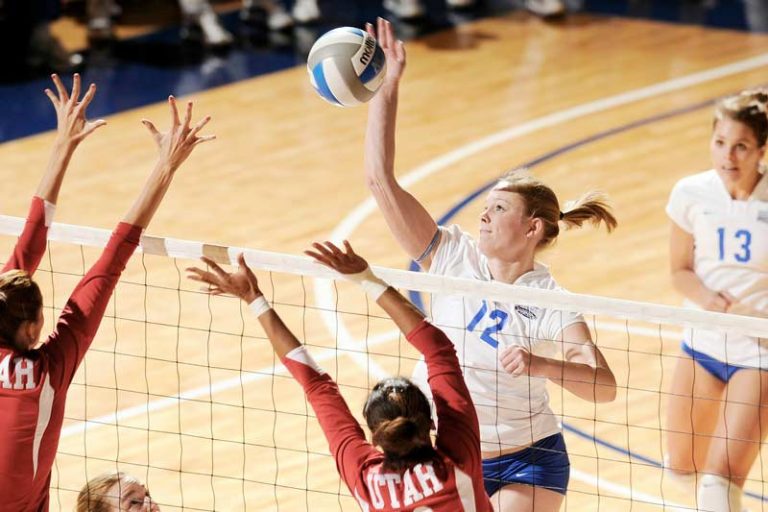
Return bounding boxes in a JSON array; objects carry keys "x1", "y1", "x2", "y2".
[
  {"x1": 466, "y1": 300, "x2": 508, "y2": 349},
  {"x1": 717, "y1": 227, "x2": 751, "y2": 262}
]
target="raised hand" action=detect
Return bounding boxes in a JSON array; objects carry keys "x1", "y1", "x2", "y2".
[
  {"x1": 366, "y1": 17, "x2": 406, "y2": 92},
  {"x1": 186, "y1": 254, "x2": 261, "y2": 303},
  {"x1": 304, "y1": 240, "x2": 370, "y2": 275},
  {"x1": 44, "y1": 73, "x2": 106, "y2": 146},
  {"x1": 141, "y1": 96, "x2": 215, "y2": 172}
]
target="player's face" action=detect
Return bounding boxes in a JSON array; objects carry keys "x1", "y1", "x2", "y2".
[
  {"x1": 105, "y1": 480, "x2": 160, "y2": 512},
  {"x1": 478, "y1": 190, "x2": 537, "y2": 259},
  {"x1": 711, "y1": 117, "x2": 766, "y2": 189}
]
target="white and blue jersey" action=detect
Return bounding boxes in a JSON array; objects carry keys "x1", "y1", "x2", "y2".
[
  {"x1": 666, "y1": 169, "x2": 768, "y2": 368},
  {"x1": 412, "y1": 224, "x2": 585, "y2": 454}
]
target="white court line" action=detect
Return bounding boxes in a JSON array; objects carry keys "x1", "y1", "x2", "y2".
[
  {"x1": 570, "y1": 468, "x2": 690, "y2": 511},
  {"x1": 61, "y1": 328, "x2": 401, "y2": 438},
  {"x1": 317, "y1": 51, "x2": 768, "y2": 507}
]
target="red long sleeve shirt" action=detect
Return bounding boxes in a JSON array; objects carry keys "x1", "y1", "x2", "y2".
[
  {"x1": 281, "y1": 321, "x2": 493, "y2": 512},
  {"x1": 0, "y1": 198, "x2": 142, "y2": 511}
]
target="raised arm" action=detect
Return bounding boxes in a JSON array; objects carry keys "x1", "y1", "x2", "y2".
[
  {"x1": 499, "y1": 323, "x2": 617, "y2": 403},
  {"x1": 305, "y1": 241, "x2": 482, "y2": 466},
  {"x1": 46, "y1": 97, "x2": 214, "y2": 387},
  {"x1": 37, "y1": 74, "x2": 107, "y2": 205},
  {"x1": 364, "y1": 19, "x2": 438, "y2": 268},
  {"x1": 186, "y1": 253, "x2": 374, "y2": 489},
  {"x1": 3, "y1": 74, "x2": 106, "y2": 275}
]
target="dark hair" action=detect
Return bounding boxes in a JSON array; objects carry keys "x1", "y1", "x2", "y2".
[
  {"x1": 363, "y1": 377, "x2": 436, "y2": 471},
  {"x1": 714, "y1": 89, "x2": 768, "y2": 147},
  {"x1": 0, "y1": 270, "x2": 42, "y2": 345},
  {"x1": 494, "y1": 170, "x2": 617, "y2": 249}
]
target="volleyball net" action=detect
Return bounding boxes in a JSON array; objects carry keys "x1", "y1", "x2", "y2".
[{"x1": 1, "y1": 216, "x2": 767, "y2": 512}]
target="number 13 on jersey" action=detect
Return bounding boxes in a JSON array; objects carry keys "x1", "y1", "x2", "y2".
[{"x1": 717, "y1": 227, "x2": 752, "y2": 262}]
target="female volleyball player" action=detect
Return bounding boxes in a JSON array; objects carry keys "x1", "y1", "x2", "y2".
[
  {"x1": 77, "y1": 472, "x2": 159, "y2": 512},
  {"x1": 664, "y1": 89, "x2": 768, "y2": 512},
  {"x1": 0, "y1": 88, "x2": 214, "y2": 511},
  {"x1": 362, "y1": 18, "x2": 617, "y2": 512},
  {"x1": 187, "y1": 241, "x2": 493, "y2": 511}
]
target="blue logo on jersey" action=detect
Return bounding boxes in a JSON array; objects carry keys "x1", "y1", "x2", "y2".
[{"x1": 515, "y1": 305, "x2": 538, "y2": 319}]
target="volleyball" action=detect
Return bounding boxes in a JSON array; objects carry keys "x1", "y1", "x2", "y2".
[{"x1": 307, "y1": 27, "x2": 387, "y2": 107}]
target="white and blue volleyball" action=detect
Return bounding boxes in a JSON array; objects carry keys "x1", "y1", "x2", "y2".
[{"x1": 307, "y1": 27, "x2": 387, "y2": 107}]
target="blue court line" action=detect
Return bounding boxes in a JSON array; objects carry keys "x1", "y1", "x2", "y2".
[{"x1": 405, "y1": 94, "x2": 768, "y2": 502}]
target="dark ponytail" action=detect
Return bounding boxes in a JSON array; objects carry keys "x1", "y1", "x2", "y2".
[
  {"x1": 495, "y1": 170, "x2": 617, "y2": 249},
  {"x1": 364, "y1": 377, "x2": 436, "y2": 471},
  {"x1": 0, "y1": 270, "x2": 42, "y2": 344}
]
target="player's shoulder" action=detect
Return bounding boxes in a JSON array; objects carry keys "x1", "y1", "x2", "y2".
[
  {"x1": 517, "y1": 262, "x2": 560, "y2": 290},
  {"x1": 439, "y1": 224, "x2": 474, "y2": 247},
  {"x1": 673, "y1": 169, "x2": 720, "y2": 193}
]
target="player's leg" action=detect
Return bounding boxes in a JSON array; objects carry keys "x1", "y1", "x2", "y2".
[
  {"x1": 491, "y1": 484, "x2": 564, "y2": 512},
  {"x1": 486, "y1": 434, "x2": 568, "y2": 512},
  {"x1": 665, "y1": 348, "x2": 725, "y2": 475},
  {"x1": 697, "y1": 368, "x2": 768, "y2": 511}
]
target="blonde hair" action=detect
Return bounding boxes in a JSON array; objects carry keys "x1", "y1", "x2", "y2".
[
  {"x1": 714, "y1": 88, "x2": 768, "y2": 146},
  {"x1": 76, "y1": 472, "x2": 142, "y2": 512},
  {"x1": 0, "y1": 270, "x2": 42, "y2": 344},
  {"x1": 494, "y1": 170, "x2": 617, "y2": 249}
]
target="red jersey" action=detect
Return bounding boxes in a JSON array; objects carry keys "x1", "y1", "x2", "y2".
[
  {"x1": 281, "y1": 321, "x2": 493, "y2": 512},
  {"x1": 0, "y1": 198, "x2": 142, "y2": 511}
]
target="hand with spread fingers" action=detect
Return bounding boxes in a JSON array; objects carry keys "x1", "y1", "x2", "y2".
[
  {"x1": 186, "y1": 254, "x2": 261, "y2": 304},
  {"x1": 141, "y1": 96, "x2": 215, "y2": 172},
  {"x1": 304, "y1": 240, "x2": 369, "y2": 275},
  {"x1": 365, "y1": 17, "x2": 406, "y2": 94},
  {"x1": 44, "y1": 73, "x2": 107, "y2": 147}
]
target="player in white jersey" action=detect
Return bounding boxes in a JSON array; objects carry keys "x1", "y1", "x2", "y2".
[
  {"x1": 363, "y1": 17, "x2": 618, "y2": 512},
  {"x1": 665, "y1": 89, "x2": 768, "y2": 512}
]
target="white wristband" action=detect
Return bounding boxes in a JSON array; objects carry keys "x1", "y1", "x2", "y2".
[
  {"x1": 348, "y1": 267, "x2": 389, "y2": 301},
  {"x1": 248, "y1": 295, "x2": 272, "y2": 317}
]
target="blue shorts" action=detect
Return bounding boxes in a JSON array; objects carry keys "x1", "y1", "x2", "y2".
[
  {"x1": 681, "y1": 342, "x2": 744, "y2": 383},
  {"x1": 482, "y1": 433, "x2": 570, "y2": 497}
]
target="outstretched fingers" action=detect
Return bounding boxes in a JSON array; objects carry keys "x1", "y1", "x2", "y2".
[
  {"x1": 189, "y1": 115, "x2": 214, "y2": 144},
  {"x1": 342, "y1": 240, "x2": 356, "y2": 256},
  {"x1": 200, "y1": 256, "x2": 230, "y2": 280},
  {"x1": 304, "y1": 248, "x2": 333, "y2": 267},
  {"x1": 79, "y1": 119, "x2": 108, "y2": 139},
  {"x1": 51, "y1": 74, "x2": 69, "y2": 103},
  {"x1": 169, "y1": 96, "x2": 180, "y2": 128},
  {"x1": 141, "y1": 119, "x2": 161, "y2": 143},
  {"x1": 44, "y1": 88, "x2": 59, "y2": 108},
  {"x1": 76, "y1": 83, "x2": 98, "y2": 112},
  {"x1": 69, "y1": 73, "x2": 81, "y2": 107},
  {"x1": 181, "y1": 100, "x2": 193, "y2": 134}
]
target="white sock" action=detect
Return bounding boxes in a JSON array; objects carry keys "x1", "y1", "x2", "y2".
[{"x1": 697, "y1": 474, "x2": 743, "y2": 512}]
